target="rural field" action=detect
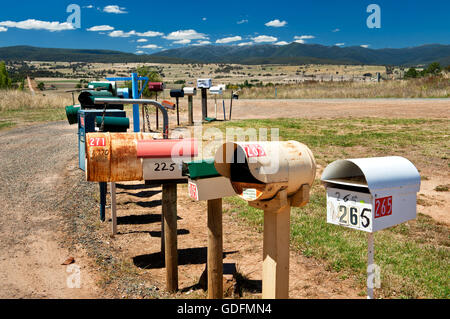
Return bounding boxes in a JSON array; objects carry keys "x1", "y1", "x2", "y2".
[{"x1": 0, "y1": 63, "x2": 448, "y2": 300}]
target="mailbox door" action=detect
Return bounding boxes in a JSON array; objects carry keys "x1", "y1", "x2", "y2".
[
  {"x1": 326, "y1": 187, "x2": 373, "y2": 232},
  {"x1": 188, "y1": 177, "x2": 236, "y2": 201},
  {"x1": 142, "y1": 157, "x2": 185, "y2": 181}
]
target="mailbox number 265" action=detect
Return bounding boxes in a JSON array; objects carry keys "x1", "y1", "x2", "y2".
[{"x1": 338, "y1": 205, "x2": 371, "y2": 229}]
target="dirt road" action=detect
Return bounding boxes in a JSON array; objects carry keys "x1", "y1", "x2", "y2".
[{"x1": 0, "y1": 122, "x2": 99, "y2": 298}]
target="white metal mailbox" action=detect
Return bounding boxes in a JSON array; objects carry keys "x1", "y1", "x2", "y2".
[
  {"x1": 209, "y1": 86, "x2": 223, "y2": 95},
  {"x1": 184, "y1": 160, "x2": 236, "y2": 201},
  {"x1": 197, "y1": 78, "x2": 212, "y2": 89},
  {"x1": 321, "y1": 156, "x2": 421, "y2": 233},
  {"x1": 183, "y1": 87, "x2": 197, "y2": 96}
]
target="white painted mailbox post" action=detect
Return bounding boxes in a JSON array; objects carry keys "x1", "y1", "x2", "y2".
[
  {"x1": 321, "y1": 156, "x2": 421, "y2": 299},
  {"x1": 214, "y1": 141, "x2": 317, "y2": 299}
]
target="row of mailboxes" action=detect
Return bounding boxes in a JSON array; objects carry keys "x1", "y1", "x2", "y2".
[{"x1": 84, "y1": 134, "x2": 421, "y2": 231}]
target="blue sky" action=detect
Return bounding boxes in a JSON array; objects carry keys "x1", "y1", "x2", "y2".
[{"x1": 0, "y1": 0, "x2": 448, "y2": 54}]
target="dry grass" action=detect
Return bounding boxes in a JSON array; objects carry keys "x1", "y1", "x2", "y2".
[
  {"x1": 0, "y1": 90, "x2": 72, "y2": 128},
  {"x1": 238, "y1": 77, "x2": 450, "y2": 99},
  {"x1": 0, "y1": 90, "x2": 72, "y2": 111}
]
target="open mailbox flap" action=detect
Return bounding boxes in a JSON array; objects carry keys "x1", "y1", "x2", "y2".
[{"x1": 321, "y1": 156, "x2": 421, "y2": 194}]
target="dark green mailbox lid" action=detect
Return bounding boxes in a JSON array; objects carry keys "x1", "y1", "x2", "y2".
[{"x1": 185, "y1": 159, "x2": 219, "y2": 179}]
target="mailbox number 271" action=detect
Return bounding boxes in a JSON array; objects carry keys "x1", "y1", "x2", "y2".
[{"x1": 89, "y1": 137, "x2": 106, "y2": 147}]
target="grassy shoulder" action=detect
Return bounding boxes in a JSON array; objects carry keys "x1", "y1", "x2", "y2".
[
  {"x1": 212, "y1": 118, "x2": 449, "y2": 299},
  {"x1": 0, "y1": 90, "x2": 72, "y2": 130}
]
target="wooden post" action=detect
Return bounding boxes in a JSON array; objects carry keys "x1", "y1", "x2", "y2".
[
  {"x1": 367, "y1": 232, "x2": 374, "y2": 299},
  {"x1": 162, "y1": 183, "x2": 178, "y2": 292},
  {"x1": 229, "y1": 91, "x2": 233, "y2": 121},
  {"x1": 188, "y1": 95, "x2": 194, "y2": 125},
  {"x1": 110, "y1": 182, "x2": 117, "y2": 236},
  {"x1": 207, "y1": 198, "x2": 223, "y2": 299}
]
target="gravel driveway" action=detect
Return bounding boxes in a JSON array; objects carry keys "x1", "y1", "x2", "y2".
[{"x1": 0, "y1": 121, "x2": 99, "y2": 298}]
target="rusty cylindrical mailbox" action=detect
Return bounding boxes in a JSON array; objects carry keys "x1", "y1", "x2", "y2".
[
  {"x1": 85, "y1": 132, "x2": 158, "y2": 182},
  {"x1": 214, "y1": 141, "x2": 316, "y2": 202},
  {"x1": 214, "y1": 140, "x2": 316, "y2": 299}
]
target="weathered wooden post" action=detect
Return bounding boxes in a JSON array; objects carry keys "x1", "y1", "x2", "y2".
[
  {"x1": 183, "y1": 87, "x2": 196, "y2": 126},
  {"x1": 162, "y1": 183, "x2": 178, "y2": 292},
  {"x1": 184, "y1": 159, "x2": 237, "y2": 298}
]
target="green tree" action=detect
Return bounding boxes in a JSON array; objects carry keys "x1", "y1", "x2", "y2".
[
  {"x1": 37, "y1": 82, "x2": 45, "y2": 91},
  {"x1": 405, "y1": 67, "x2": 418, "y2": 78},
  {"x1": 136, "y1": 66, "x2": 162, "y2": 98},
  {"x1": 0, "y1": 61, "x2": 12, "y2": 89},
  {"x1": 424, "y1": 62, "x2": 441, "y2": 75}
]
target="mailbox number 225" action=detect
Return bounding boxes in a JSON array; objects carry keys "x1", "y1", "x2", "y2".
[
  {"x1": 338, "y1": 205, "x2": 371, "y2": 229},
  {"x1": 153, "y1": 162, "x2": 176, "y2": 172}
]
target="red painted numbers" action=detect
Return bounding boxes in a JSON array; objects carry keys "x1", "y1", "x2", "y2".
[
  {"x1": 243, "y1": 144, "x2": 266, "y2": 158},
  {"x1": 89, "y1": 137, "x2": 106, "y2": 147},
  {"x1": 374, "y1": 196, "x2": 392, "y2": 219}
]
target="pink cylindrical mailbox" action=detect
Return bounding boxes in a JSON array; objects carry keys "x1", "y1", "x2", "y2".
[{"x1": 137, "y1": 139, "x2": 198, "y2": 181}]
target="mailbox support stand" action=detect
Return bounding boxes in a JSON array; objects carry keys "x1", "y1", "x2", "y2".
[
  {"x1": 99, "y1": 182, "x2": 107, "y2": 222},
  {"x1": 207, "y1": 198, "x2": 223, "y2": 299},
  {"x1": 162, "y1": 183, "x2": 178, "y2": 292},
  {"x1": 176, "y1": 97, "x2": 180, "y2": 126},
  {"x1": 188, "y1": 95, "x2": 194, "y2": 126},
  {"x1": 110, "y1": 182, "x2": 117, "y2": 236},
  {"x1": 249, "y1": 185, "x2": 310, "y2": 299},
  {"x1": 201, "y1": 88, "x2": 208, "y2": 121},
  {"x1": 367, "y1": 233, "x2": 374, "y2": 299}
]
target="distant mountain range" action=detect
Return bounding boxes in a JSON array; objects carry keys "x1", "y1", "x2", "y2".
[{"x1": 0, "y1": 44, "x2": 449, "y2": 66}]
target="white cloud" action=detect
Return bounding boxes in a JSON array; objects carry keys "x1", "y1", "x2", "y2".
[
  {"x1": 238, "y1": 42, "x2": 253, "y2": 46},
  {"x1": 294, "y1": 39, "x2": 305, "y2": 44},
  {"x1": 335, "y1": 43, "x2": 345, "y2": 46},
  {"x1": 216, "y1": 36, "x2": 242, "y2": 44},
  {"x1": 294, "y1": 35, "x2": 315, "y2": 40},
  {"x1": 274, "y1": 41, "x2": 289, "y2": 46},
  {"x1": 173, "y1": 39, "x2": 191, "y2": 44},
  {"x1": 0, "y1": 19, "x2": 75, "y2": 32},
  {"x1": 192, "y1": 40, "x2": 212, "y2": 46},
  {"x1": 138, "y1": 44, "x2": 162, "y2": 49},
  {"x1": 136, "y1": 50, "x2": 144, "y2": 54},
  {"x1": 83, "y1": 5, "x2": 94, "y2": 9},
  {"x1": 136, "y1": 30, "x2": 163, "y2": 37},
  {"x1": 360, "y1": 44, "x2": 369, "y2": 48},
  {"x1": 237, "y1": 19, "x2": 248, "y2": 24},
  {"x1": 252, "y1": 35, "x2": 277, "y2": 43},
  {"x1": 332, "y1": 28, "x2": 340, "y2": 32},
  {"x1": 108, "y1": 30, "x2": 163, "y2": 38},
  {"x1": 265, "y1": 19, "x2": 287, "y2": 27},
  {"x1": 137, "y1": 39, "x2": 148, "y2": 42},
  {"x1": 0, "y1": 26, "x2": 7, "y2": 32},
  {"x1": 87, "y1": 25, "x2": 114, "y2": 32},
  {"x1": 108, "y1": 30, "x2": 136, "y2": 37},
  {"x1": 103, "y1": 5, "x2": 127, "y2": 14},
  {"x1": 164, "y1": 29, "x2": 208, "y2": 41},
  {"x1": 202, "y1": 17, "x2": 207, "y2": 21}
]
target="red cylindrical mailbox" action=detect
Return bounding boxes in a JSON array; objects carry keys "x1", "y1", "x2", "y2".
[{"x1": 148, "y1": 82, "x2": 164, "y2": 92}]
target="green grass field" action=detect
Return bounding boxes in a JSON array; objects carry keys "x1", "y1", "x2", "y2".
[{"x1": 211, "y1": 118, "x2": 449, "y2": 298}]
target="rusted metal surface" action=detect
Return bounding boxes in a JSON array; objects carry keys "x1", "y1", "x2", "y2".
[{"x1": 85, "y1": 132, "x2": 156, "y2": 182}]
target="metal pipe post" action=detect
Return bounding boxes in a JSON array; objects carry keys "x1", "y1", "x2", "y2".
[{"x1": 99, "y1": 182, "x2": 107, "y2": 222}]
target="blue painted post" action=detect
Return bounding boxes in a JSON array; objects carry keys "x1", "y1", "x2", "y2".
[{"x1": 131, "y1": 73, "x2": 140, "y2": 132}]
